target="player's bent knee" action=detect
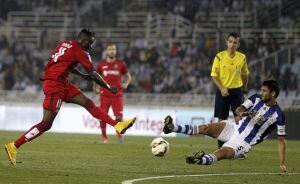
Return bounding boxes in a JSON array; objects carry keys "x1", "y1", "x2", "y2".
[
  {"x1": 198, "y1": 125, "x2": 209, "y2": 135},
  {"x1": 222, "y1": 147, "x2": 235, "y2": 159},
  {"x1": 40, "y1": 121, "x2": 53, "y2": 131}
]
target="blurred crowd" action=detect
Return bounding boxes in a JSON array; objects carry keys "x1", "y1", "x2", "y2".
[
  {"x1": 146, "y1": 0, "x2": 296, "y2": 28},
  {"x1": 0, "y1": 0, "x2": 299, "y2": 95},
  {"x1": 0, "y1": 0, "x2": 297, "y2": 28},
  {"x1": 0, "y1": 33, "x2": 299, "y2": 96},
  {"x1": 0, "y1": 0, "x2": 78, "y2": 20}
]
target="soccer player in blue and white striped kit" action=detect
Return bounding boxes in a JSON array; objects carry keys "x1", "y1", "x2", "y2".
[{"x1": 163, "y1": 80, "x2": 287, "y2": 172}]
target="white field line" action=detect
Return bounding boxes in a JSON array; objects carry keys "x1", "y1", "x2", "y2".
[{"x1": 122, "y1": 172, "x2": 300, "y2": 184}]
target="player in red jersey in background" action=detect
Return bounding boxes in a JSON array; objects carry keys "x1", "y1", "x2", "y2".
[
  {"x1": 94, "y1": 44, "x2": 132, "y2": 144},
  {"x1": 4, "y1": 29, "x2": 136, "y2": 165}
]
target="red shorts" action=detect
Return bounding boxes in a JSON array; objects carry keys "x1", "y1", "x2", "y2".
[
  {"x1": 100, "y1": 95, "x2": 123, "y2": 118},
  {"x1": 42, "y1": 80, "x2": 81, "y2": 114}
]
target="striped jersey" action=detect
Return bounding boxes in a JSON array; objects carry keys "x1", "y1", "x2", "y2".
[{"x1": 237, "y1": 94, "x2": 286, "y2": 146}]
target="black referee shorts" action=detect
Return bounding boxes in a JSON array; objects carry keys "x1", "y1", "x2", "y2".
[{"x1": 214, "y1": 87, "x2": 244, "y2": 120}]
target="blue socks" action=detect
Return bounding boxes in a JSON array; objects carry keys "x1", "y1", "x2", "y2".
[
  {"x1": 199, "y1": 154, "x2": 217, "y2": 165},
  {"x1": 173, "y1": 125, "x2": 199, "y2": 135}
]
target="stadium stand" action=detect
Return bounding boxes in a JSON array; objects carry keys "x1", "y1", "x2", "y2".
[{"x1": 0, "y1": 0, "x2": 300, "y2": 110}]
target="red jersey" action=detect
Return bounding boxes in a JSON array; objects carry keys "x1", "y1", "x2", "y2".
[
  {"x1": 41, "y1": 40, "x2": 94, "y2": 83},
  {"x1": 97, "y1": 59, "x2": 128, "y2": 97}
]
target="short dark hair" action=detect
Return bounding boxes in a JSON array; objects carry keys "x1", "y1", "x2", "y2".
[
  {"x1": 262, "y1": 80, "x2": 280, "y2": 98},
  {"x1": 78, "y1": 28, "x2": 94, "y2": 38},
  {"x1": 227, "y1": 32, "x2": 240, "y2": 39},
  {"x1": 106, "y1": 43, "x2": 116, "y2": 48}
]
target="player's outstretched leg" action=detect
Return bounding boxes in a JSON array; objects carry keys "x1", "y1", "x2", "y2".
[
  {"x1": 115, "y1": 116, "x2": 123, "y2": 143},
  {"x1": 114, "y1": 117, "x2": 136, "y2": 134},
  {"x1": 186, "y1": 151, "x2": 217, "y2": 165},
  {"x1": 186, "y1": 147, "x2": 235, "y2": 166},
  {"x1": 163, "y1": 115, "x2": 226, "y2": 139},
  {"x1": 5, "y1": 110, "x2": 56, "y2": 165},
  {"x1": 70, "y1": 93, "x2": 136, "y2": 134},
  {"x1": 4, "y1": 143, "x2": 17, "y2": 165},
  {"x1": 163, "y1": 115, "x2": 175, "y2": 134},
  {"x1": 163, "y1": 115, "x2": 199, "y2": 135}
]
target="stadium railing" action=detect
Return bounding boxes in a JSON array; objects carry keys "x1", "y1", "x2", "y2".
[
  {"x1": 195, "y1": 11, "x2": 254, "y2": 29},
  {"x1": 249, "y1": 44, "x2": 296, "y2": 70},
  {"x1": 7, "y1": 11, "x2": 75, "y2": 28},
  {"x1": 2, "y1": 11, "x2": 300, "y2": 51}
]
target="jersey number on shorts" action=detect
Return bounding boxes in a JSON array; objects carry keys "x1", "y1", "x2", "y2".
[{"x1": 52, "y1": 47, "x2": 67, "y2": 62}]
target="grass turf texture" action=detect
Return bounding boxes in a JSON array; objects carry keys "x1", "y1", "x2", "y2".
[{"x1": 0, "y1": 131, "x2": 299, "y2": 184}]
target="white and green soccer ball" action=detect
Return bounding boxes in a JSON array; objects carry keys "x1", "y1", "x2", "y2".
[{"x1": 150, "y1": 137, "x2": 169, "y2": 157}]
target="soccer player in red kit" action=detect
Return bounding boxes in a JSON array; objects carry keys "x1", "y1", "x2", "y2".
[
  {"x1": 4, "y1": 29, "x2": 136, "y2": 165},
  {"x1": 94, "y1": 44, "x2": 132, "y2": 144}
]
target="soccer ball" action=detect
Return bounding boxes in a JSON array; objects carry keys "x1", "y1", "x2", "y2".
[{"x1": 150, "y1": 137, "x2": 169, "y2": 157}]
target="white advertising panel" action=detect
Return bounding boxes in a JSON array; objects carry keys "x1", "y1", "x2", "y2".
[{"x1": 0, "y1": 104, "x2": 234, "y2": 137}]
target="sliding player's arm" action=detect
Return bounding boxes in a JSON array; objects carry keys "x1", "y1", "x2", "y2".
[
  {"x1": 276, "y1": 113, "x2": 287, "y2": 173},
  {"x1": 235, "y1": 94, "x2": 260, "y2": 121},
  {"x1": 278, "y1": 136, "x2": 287, "y2": 173},
  {"x1": 235, "y1": 106, "x2": 254, "y2": 122}
]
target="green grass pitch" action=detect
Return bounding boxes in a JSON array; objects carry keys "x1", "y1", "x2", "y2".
[{"x1": 0, "y1": 131, "x2": 299, "y2": 184}]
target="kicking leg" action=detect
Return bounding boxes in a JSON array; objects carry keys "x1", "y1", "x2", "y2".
[
  {"x1": 111, "y1": 96, "x2": 124, "y2": 142},
  {"x1": 163, "y1": 115, "x2": 226, "y2": 138},
  {"x1": 70, "y1": 93, "x2": 117, "y2": 126},
  {"x1": 70, "y1": 93, "x2": 136, "y2": 134},
  {"x1": 186, "y1": 147, "x2": 235, "y2": 165},
  {"x1": 115, "y1": 116, "x2": 123, "y2": 143}
]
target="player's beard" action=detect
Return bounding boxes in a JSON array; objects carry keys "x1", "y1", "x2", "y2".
[
  {"x1": 107, "y1": 54, "x2": 115, "y2": 60},
  {"x1": 262, "y1": 94, "x2": 272, "y2": 103}
]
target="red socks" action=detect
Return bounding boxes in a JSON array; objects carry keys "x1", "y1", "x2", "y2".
[
  {"x1": 14, "y1": 121, "x2": 52, "y2": 148},
  {"x1": 14, "y1": 99, "x2": 116, "y2": 148},
  {"x1": 83, "y1": 99, "x2": 117, "y2": 126}
]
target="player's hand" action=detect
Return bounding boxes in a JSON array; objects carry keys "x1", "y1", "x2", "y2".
[
  {"x1": 220, "y1": 88, "x2": 229, "y2": 96},
  {"x1": 121, "y1": 83, "x2": 128, "y2": 89},
  {"x1": 280, "y1": 164, "x2": 287, "y2": 173},
  {"x1": 93, "y1": 89, "x2": 100, "y2": 94},
  {"x1": 109, "y1": 86, "x2": 118, "y2": 94},
  {"x1": 241, "y1": 111, "x2": 254, "y2": 117},
  {"x1": 242, "y1": 89, "x2": 248, "y2": 97}
]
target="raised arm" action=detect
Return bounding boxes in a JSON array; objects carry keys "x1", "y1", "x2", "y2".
[{"x1": 235, "y1": 105, "x2": 255, "y2": 122}]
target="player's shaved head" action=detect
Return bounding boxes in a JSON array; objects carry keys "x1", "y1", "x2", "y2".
[
  {"x1": 77, "y1": 28, "x2": 95, "y2": 51},
  {"x1": 78, "y1": 28, "x2": 95, "y2": 38}
]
